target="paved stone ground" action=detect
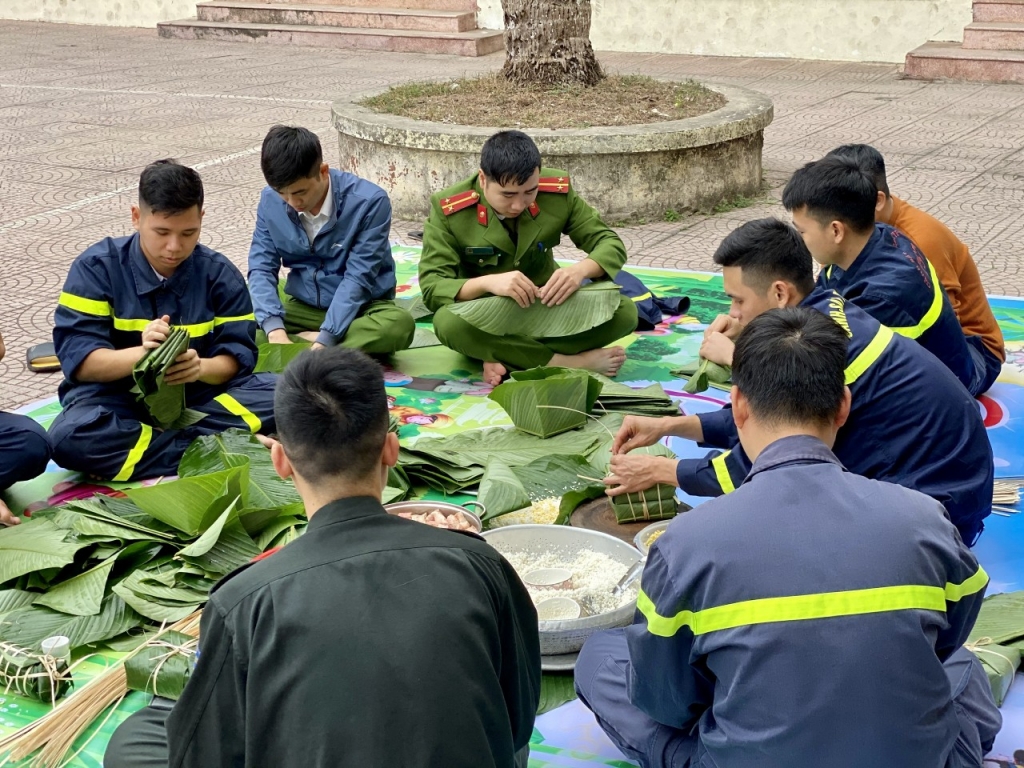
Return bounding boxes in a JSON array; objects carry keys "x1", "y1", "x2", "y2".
[{"x1": 2, "y1": 20, "x2": 1023, "y2": 409}]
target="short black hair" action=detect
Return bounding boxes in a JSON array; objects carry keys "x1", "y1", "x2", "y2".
[
  {"x1": 261, "y1": 125, "x2": 323, "y2": 190},
  {"x1": 713, "y1": 218, "x2": 815, "y2": 296},
  {"x1": 827, "y1": 144, "x2": 890, "y2": 197},
  {"x1": 782, "y1": 156, "x2": 877, "y2": 234},
  {"x1": 732, "y1": 307, "x2": 849, "y2": 428},
  {"x1": 480, "y1": 130, "x2": 542, "y2": 186},
  {"x1": 274, "y1": 347, "x2": 389, "y2": 484},
  {"x1": 138, "y1": 160, "x2": 204, "y2": 215}
]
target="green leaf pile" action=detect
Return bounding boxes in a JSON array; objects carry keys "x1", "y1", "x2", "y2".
[
  {"x1": 674, "y1": 357, "x2": 732, "y2": 394},
  {"x1": 489, "y1": 367, "x2": 603, "y2": 438},
  {"x1": 131, "y1": 326, "x2": 198, "y2": 428},
  {"x1": 447, "y1": 283, "x2": 622, "y2": 338},
  {"x1": 478, "y1": 455, "x2": 606, "y2": 524},
  {"x1": 589, "y1": 373, "x2": 680, "y2": 417}
]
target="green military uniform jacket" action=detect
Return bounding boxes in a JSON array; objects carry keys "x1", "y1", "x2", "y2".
[{"x1": 419, "y1": 169, "x2": 627, "y2": 312}]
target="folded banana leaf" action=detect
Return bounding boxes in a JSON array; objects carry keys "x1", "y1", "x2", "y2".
[
  {"x1": 674, "y1": 358, "x2": 732, "y2": 394},
  {"x1": 395, "y1": 296, "x2": 433, "y2": 321},
  {"x1": 968, "y1": 591, "x2": 1024, "y2": 646},
  {"x1": 602, "y1": 443, "x2": 682, "y2": 524},
  {"x1": 0, "y1": 642, "x2": 73, "y2": 703},
  {"x1": 968, "y1": 641, "x2": 1020, "y2": 707},
  {"x1": 477, "y1": 455, "x2": 605, "y2": 523},
  {"x1": 254, "y1": 341, "x2": 311, "y2": 373},
  {"x1": 124, "y1": 629, "x2": 195, "y2": 700},
  {"x1": 490, "y1": 367, "x2": 603, "y2": 438},
  {"x1": 589, "y1": 373, "x2": 680, "y2": 417},
  {"x1": 131, "y1": 327, "x2": 201, "y2": 428},
  {"x1": 447, "y1": 283, "x2": 622, "y2": 338}
]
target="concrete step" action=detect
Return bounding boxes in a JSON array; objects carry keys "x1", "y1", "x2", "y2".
[
  {"x1": 197, "y1": 1, "x2": 476, "y2": 32},
  {"x1": 238, "y1": 0, "x2": 477, "y2": 11},
  {"x1": 974, "y1": 0, "x2": 1024, "y2": 23},
  {"x1": 963, "y1": 20, "x2": 1024, "y2": 49},
  {"x1": 904, "y1": 41, "x2": 1024, "y2": 83},
  {"x1": 157, "y1": 18, "x2": 504, "y2": 56}
]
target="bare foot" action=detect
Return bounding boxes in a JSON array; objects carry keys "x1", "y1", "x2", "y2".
[
  {"x1": 0, "y1": 499, "x2": 21, "y2": 527},
  {"x1": 550, "y1": 347, "x2": 627, "y2": 377},
  {"x1": 296, "y1": 331, "x2": 319, "y2": 343},
  {"x1": 483, "y1": 361, "x2": 507, "y2": 387}
]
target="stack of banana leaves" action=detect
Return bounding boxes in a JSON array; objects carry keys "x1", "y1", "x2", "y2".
[
  {"x1": 673, "y1": 358, "x2": 732, "y2": 394},
  {"x1": 130, "y1": 327, "x2": 206, "y2": 429},
  {"x1": 589, "y1": 373, "x2": 680, "y2": 417},
  {"x1": 966, "y1": 591, "x2": 1024, "y2": 706},
  {"x1": 489, "y1": 368, "x2": 602, "y2": 438},
  {"x1": 397, "y1": 414, "x2": 622, "y2": 494}
]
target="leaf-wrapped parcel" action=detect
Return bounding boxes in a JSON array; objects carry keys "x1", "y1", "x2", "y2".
[
  {"x1": 607, "y1": 443, "x2": 682, "y2": 524},
  {"x1": 124, "y1": 629, "x2": 196, "y2": 700},
  {"x1": 675, "y1": 357, "x2": 732, "y2": 394},
  {"x1": 489, "y1": 367, "x2": 603, "y2": 438},
  {"x1": 447, "y1": 283, "x2": 622, "y2": 338},
  {"x1": 0, "y1": 642, "x2": 73, "y2": 703},
  {"x1": 131, "y1": 326, "x2": 199, "y2": 428},
  {"x1": 967, "y1": 641, "x2": 1020, "y2": 707}
]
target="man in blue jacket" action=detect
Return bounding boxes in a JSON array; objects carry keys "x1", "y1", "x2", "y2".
[
  {"x1": 580, "y1": 308, "x2": 1000, "y2": 768},
  {"x1": 50, "y1": 160, "x2": 277, "y2": 482},
  {"x1": 607, "y1": 219, "x2": 993, "y2": 545},
  {"x1": 248, "y1": 126, "x2": 414, "y2": 353}
]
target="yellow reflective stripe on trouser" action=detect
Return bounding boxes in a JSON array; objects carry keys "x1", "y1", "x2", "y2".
[
  {"x1": 711, "y1": 451, "x2": 736, "y2": 494},
  {"x1": 214, "y1": 394, "x2": 262, "y2": 433},
  {"x1": 111, "y1": 314, "x2": 254, "y2": 336},
  {"x1": 844, "y1": 325, "x2": 894, "y2": 386},
  {"x1": 891, "y1": 261, "x2": 943, "y2": 340},
  {"x1": 113, "y1": 424, "x2": 153, "y2": 482},
  {"x1": 59, "y1": 292, "x2": 112, "y2": 317},
  {"x1": 630, "y1": 292, "x2": 653, "y2": 303},
  {"x1": 637, "y1": 565, "x2": 988, "y2": 638}
]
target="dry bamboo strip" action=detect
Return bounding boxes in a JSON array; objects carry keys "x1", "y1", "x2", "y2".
[{"x1": 0, "y1": 612, "x2": 202, "y2": 768}]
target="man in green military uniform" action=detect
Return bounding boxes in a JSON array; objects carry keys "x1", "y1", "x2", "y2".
[{"x1": 420, "y1": 130, "x2": 638, "y2": 386}]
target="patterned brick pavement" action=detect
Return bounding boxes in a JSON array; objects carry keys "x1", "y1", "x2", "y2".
[{"x1": 1, "y1": 20, "x2": 1023, "y2": 408}]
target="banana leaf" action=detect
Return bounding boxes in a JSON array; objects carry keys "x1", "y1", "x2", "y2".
[
  {"x1": 125, "y1": 629, "x2": 195, "y2": 700},
  {"x1": 175, "y1": 498, "x2": 261, "y2": 576},
  {"x1": 131, "y1": 326, "x2": 193, "y2": 427},
  {"x1": 447, "y1": 283, "x2": 623, "y2": 338},
  {"x1": 589, "y1": 374, "x2": 680, "y2": 417},
  {"x1": 179, "y1": 430, "x2": 301, "y2": 511},
  {"x1": 478, "y1": 455, "x2": 606, "y2": 524},
  {"x1": 396, "y1": 296, "x2": 433, "y2": 321},
  {"x1": 0, "y1": 594, "x2": 142, "y2": 652},
  {"x1": 410, "y1": 327, "x2": 441, "y2": 349},
  {"x1": 675, "y1": 357, "x2": 732, "y2": 394},
  {"x1": 968, "y1": 591, "x2": 1024, "y2": 646},
  {"x1": 126, "y1": 466, "x2": 247, "y2": 537},
  {"x1": 477, "y1": 462, "x2": 531, "y2": 520},
  {"x1": 0, "y1": 519, "x2": 88, "y2": 585},
  {"x1": 0, "y1": 590, "x2": 37, "y2": 616},
  {"x1": 0, "y1": 643, "x2": 73, "y2": 703},
  {"x1": 254, "y1": 341, "x2": 311, "y2": 374},
  {"x1": 489, "y1": 367, "x2": 603, "y2": 438},
  {"x1": 33, "y1": 555, "x2": 119, "y2": 617},
  {"x1": 592, "y1": 443, "x2": 682, "y2": 524},
  {"x1": 538, "y1": 673, "x2": 577, "y2": 714},
  {"x1": 968, "y1": 642, "x2": 1020, "y2": 707}
]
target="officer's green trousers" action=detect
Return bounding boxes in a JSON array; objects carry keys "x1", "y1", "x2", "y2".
[
  {"x1": 432, "y1": 295, "x2": 638, "y2": 370},
  {"x1": 277, "y1": 283, "x2": 414, "y2": 354}
]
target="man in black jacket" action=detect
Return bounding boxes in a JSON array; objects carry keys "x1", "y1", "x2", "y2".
[{"x1": 105, "y1": 347, "x2": 541, "y2": 768}]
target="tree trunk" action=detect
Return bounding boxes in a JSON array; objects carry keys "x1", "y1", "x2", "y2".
[{"x1": 502, "y1": 0, "x2": 604, "y2": 88}]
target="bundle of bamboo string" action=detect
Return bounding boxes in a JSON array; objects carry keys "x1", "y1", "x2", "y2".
[
  {"x1": 0, "y1": 611, "x2": 201, "y2": 768},
  {"x1": 993, "y1": 479, "x2": 1021, "y2": 506}
]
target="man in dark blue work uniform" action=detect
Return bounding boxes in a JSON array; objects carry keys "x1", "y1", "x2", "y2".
[
  {"x1": 49, "y1": 160, "x2": 277, "y2": 482},
  {"x1": 247, "y1": 125, "x2": 414, "y2": 353},
  {"x1": 783, "y1": 155, "x2": 982, "y2": 394},
  {"x1": 607, "y1": 219, "x2": 993, "y2": 545},
  {"x1": 581, "y1": 308, "x2": 1000, "y2": 768}
]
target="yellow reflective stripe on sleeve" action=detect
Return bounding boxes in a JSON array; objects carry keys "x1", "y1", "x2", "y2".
[
  {"x1": 630, "y1": 292, "x2": 653, "y2": 303},
  {"x1": 59, "y1": 292, "x2": 112, "y2": 317},
  {"x1": 113, "y1": 424, "x2": 153, "y2": 482},
  {"x1": 891, "y1": 262, "x2": 943, "y2": 340},
  {"x1": 711, "y1": 451, "x2": 736, "y2": 494},
  {"x1": 826, "y1": 265, "x2": 834, "y2": 280},
  {"x1": 214, "y1": 313, "x2": 256, "y2": 326},
  {"x1": 844, "y1": 325, "x2": 894, "y2": 386},
  {"x1": 638, "y1": 566, "x2": 987, "y2": 639},
  {"x1": 213, "y1": 393, "x2": 262, "y2": 433}
]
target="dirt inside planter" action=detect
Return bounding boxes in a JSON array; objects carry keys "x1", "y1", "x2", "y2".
[{"x1": 359, "y1": 74, "x2": 726, "y2": 130}]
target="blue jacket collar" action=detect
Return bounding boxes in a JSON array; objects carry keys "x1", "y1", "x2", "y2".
[
  {"x1": 129, "y1": 233, "x2": 194, "y2": 297},
  {"x1": 840, "y1": 224, "x2": 885, "y2": 282},
  {"x1": 744, "y1": 434, "x2": 845, "y2": 483}
]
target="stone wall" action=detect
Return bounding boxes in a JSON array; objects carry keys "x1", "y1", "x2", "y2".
[
  {"x1": 0, "y1": 0, "x2": 196, "y2": 27},
  {"x1": 478, "y1": 0, "x2": 972, "y2": 63}
]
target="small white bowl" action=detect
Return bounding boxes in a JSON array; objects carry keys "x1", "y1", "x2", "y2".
[
  {"x1": 536, "y1": 597, "x2": 582, "y2": 621},
  {"x1": 523, "y1": 568, "x2": 573, "y2": 589}
]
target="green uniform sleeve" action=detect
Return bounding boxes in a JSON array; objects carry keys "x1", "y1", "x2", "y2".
[
  {"x1": 563, "y1": 188, "x2": 627, "y2": 279},
  {"x1": 419, "y1": 196, "x2": 469, "y2": 312}
]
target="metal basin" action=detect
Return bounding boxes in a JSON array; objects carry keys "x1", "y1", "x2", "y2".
[
  {"x1": 482, "y1": 525, "x2": 642, "y2": 655},
  {"x1": 384, "y1": 501, "x2": 484, "y2": 534}
]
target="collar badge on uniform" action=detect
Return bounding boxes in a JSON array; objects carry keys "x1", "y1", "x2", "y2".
[
  {"x1": 527, "y1": 201, "x2": 540, "y2": 217},
  {"x1": 537, "y1": 175, "x2": 570, "y2": 194},
  {"x1": 440, "y1": 190, "x2": 480, "y2": 216},
  {"x1": 476, "y1": 204, "x2": 488, "y2": 226}
]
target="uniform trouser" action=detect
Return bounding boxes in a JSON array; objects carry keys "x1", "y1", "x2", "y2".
[
  {"x1": 0, "y1": 411, "x2": 51, "y2": 490},
  {"x1": 431, "y1": 295, "x2": 639, "y2": 371},
  {"x1": 48, "y1": 374, "x2": 277, "y2": 483},
  {"x1": 574, "y1": 629, "x2": 1002, "y2": 768},
  {"x1": 966, "y1": 334, "x2": 1003, "y2": 397},
  {"x1": 104, "y1": 695, "x2": 533, "y2": 768},
  {"x1": 277, "y1": 283, "x2": 415, "y2": 354}
]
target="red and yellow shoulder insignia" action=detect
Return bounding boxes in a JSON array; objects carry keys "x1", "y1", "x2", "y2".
[
  {"x1": 439, "y1": 190, "x2": 480, "y2": 216},
  {"x1": 527, "y1": 201, "x2": 540, "y2": 217},
  {"x1": 476, "y1": 204, "x2": 488, "y2": 226},
  {"x1": 537, "y1": 176, "x2": 570, "y2": 194}
]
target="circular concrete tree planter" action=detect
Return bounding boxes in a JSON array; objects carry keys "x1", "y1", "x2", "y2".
[{"x1": 331, "y1": 82, "x2": 773, "y2": 222}]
